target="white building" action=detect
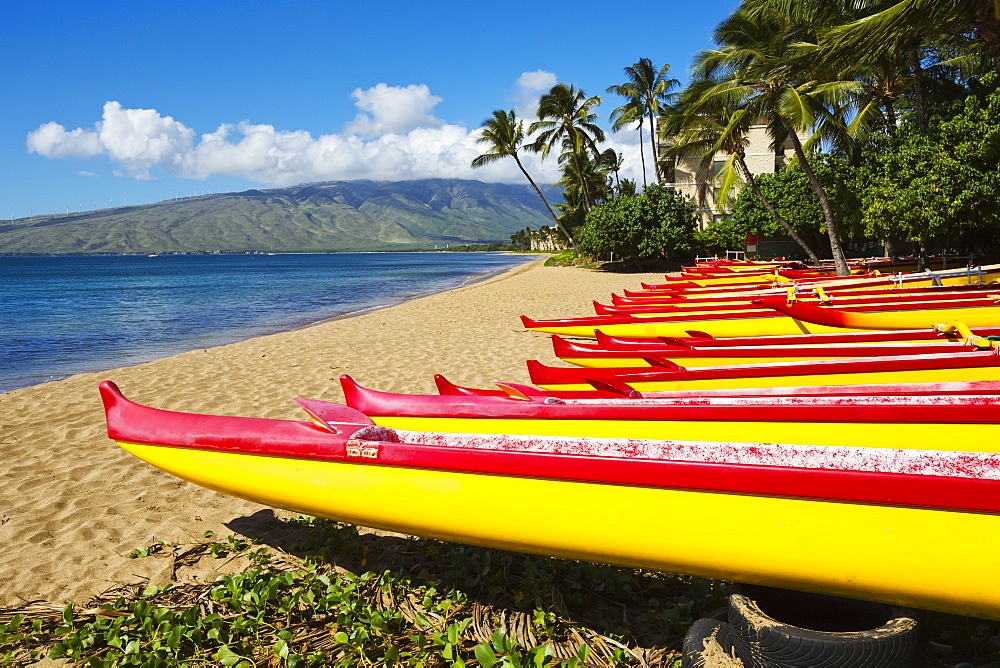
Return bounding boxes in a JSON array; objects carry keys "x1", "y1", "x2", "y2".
[{"x1": 662, "y1": 124, "x2": 803, "y2": 229}]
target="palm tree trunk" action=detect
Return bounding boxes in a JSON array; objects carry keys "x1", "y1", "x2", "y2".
[
  {"x1": 513, "y1": 153, "x2": 577, "y2": 250},
  {"x1": 909, "y1": 43, "x2": 927, "y2": 134},
  {"x1": 647, "y1": 112, "x2": 661, "y2": 183},
  {"x1": 884, "y1": 102, "x2": 897, "y2": 137},
  {"x1": 884, "y1": 238, "x2": 897, "y2": 261},
  {"x1": 736, "y1": 154, "x2": 821, "y2": 265},
  {"x1": 782, "y1": 120, "x2": 850, "y2": 276},
  {"x1": 637, "y1": 124, "x2": 648, "y2": 188},
  {"x1": 574, "y1": 149, "x2": 593, "y2": 212}
]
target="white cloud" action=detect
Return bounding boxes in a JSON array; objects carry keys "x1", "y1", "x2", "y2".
[
  {"x1": 98, "y1": 101, "x2": 194, "y2": 179},
  {"x1": 513, "y1": 70, "x2": 558, "y2": 120},
  {"x1": 344, "y1": 83, "x2": 443, "y2": 137},
  {"x1": 26, "y1": 74, "x2": 621, "y2": 188},
  {"x1": 74, "y1": 170, "x2": 99, "y2": 177},
  {"x1": 26, "y1": 122, "x2": 103, "y2": 159}
]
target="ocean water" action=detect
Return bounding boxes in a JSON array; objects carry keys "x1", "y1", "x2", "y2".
[{"x1": 0, "y1": 252, "x2": 537, "y2": 393}]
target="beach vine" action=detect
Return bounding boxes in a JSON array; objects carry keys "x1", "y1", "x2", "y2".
[{"x1": 0, "y1": 517, "x2": 722, "y2": 666}]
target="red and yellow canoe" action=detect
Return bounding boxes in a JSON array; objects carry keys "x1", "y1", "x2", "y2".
[
  {"x1": 101, "y1": 380, "x2": 1000, "y2": 619},
  {"x1": 525, "y1": 349, "x2": 1000, "y2": 392},
  {"x1": 598, "y1": 289, "x2": 999, "y2": 316},
  {"x1": 592, "y1": 324, "x2": 1000, "y2": 349},
  {"x1": 339, "y1": 374, "x2": 1000, "y2": 451},
  {"x1": 756, "y1": 295, "x2": 1000, "y2": 330},
  {"x1": 520, "y1": 310, "x2": 854, "y2": 339},
  {"x1": 550, "y1": 334, "x2": 989, "y2": 368}
]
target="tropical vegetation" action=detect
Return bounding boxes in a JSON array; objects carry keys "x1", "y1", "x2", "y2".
[
  {"x1": 577, "y1": 184, "x2": 695, "y2": 266},
  {"x1": 482, "y1": 0, "x2": 1000, "y2": 273}
]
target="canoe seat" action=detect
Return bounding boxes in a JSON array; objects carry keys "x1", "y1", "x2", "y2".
[{"x1": 350, "y1": 425, "x2": 401, "y2": 442}]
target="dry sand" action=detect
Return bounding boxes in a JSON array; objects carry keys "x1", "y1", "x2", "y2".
[{"x1": 0, "y1": 261, "x2": 666, "y2": 608}]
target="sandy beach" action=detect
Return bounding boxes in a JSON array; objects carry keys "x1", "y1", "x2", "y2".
[{"x1": 0, "y1": 261, "x2": 666, "y2": 608}]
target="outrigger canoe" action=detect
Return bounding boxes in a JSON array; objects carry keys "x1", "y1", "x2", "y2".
[
  {"x1": 598, "y1": 289, "x2": 1000, "y2": 316},
  {"x1": 550, "y1": 335, "x2": 992, "y2": 368},
  {"x1": 756, "y1": 295, "x2": 1000, "y2": 330},
  {"x1": 338, "y1": 375, "x2": 1000, "y2": 450},
  {"x1": 593, "y1": 324, "x2": 1000, "y2": 349},
  {"x1": 520, "y1": 310, "x2": 856, "y2": 339},
  {"x1": 101, "y1": 380, "x2": 1000, "y2": 619},
  {"x1": 524, "y1": 293, "x2": 1000, "y2": 339},
  {"x1": 611, "y1": 283, "x2": 1000, "y2": 306},
  {"x1": 431, "y1": 374, "x2": 1000, "y2": 399},
  {"x1": 635, "y1": 264, "x2": 1000, "y2": 296},
  {"x1": 525, "y1": 349, "x2": 1000, "y2": 392}
]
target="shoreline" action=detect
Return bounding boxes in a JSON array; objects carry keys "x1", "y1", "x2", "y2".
[{"x1": 0, "y1": 261, "x2": 665, "y2": 606}]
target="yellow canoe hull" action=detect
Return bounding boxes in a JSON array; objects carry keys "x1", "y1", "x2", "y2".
[
  {"x1": 537, "y1": 364, "x2": 1000, "y2": 392},
  {"x1": 118, "y1": 440, "x2": 1000, "y2": 619}
]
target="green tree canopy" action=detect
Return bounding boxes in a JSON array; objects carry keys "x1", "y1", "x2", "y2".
[
  {"x1": 730, "y1": 154, "x2": 862, "y2": 246},
  {"x1": 855, "y1": 77, "x2": 1000, "y2": 255},
  {"x1": 577, "y1": 184, "x2": 696, "y2": 263}
]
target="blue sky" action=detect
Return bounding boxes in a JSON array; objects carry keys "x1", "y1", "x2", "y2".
[{"x1": 2, "y1": 0, "x2": 740, "y2": 220}]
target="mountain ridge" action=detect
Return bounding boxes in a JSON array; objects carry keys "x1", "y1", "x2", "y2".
[{"x1": 0, "y1": 179, "x2": 561, "y2": 254}]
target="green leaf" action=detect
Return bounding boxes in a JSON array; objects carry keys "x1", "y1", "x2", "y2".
[
  {"x1": 61, "y1": 603, "x2": 74, "y2": 626},
  {"x1": 218, "y1": 645, "x2": 241, "y2": 666},
  {"x1": 474, "y1": 643, "x2": 498, "y2": 667}
]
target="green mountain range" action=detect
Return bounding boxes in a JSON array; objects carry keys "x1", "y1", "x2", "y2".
[{"x1": 0, "y1": 179, "x2": 560, "y2": 254}]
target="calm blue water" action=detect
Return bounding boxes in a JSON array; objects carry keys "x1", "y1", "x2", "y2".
[{"x1": 0, "y1": 253, "x2": 536, "y2": 393}]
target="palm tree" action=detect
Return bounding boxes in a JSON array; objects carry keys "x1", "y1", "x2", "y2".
[
  {"x1": 607, "y1": 83, "x2": 649, "y2": 187},
  {"x1": 471, "y1": 109, "x2": 576, "y2": 249},
  {"x1": 692, "y1": 9, "x2": 851, "y2": 275},
  {"x1": 820, "y1": 0, "x2": 1000, "y2": 75},
  {"x1": 528, "y1": 84, "x2": 606, "y2": 213},
  {"x1": 607, "y1": 58, "x2": 680, "y2": 186},
  {"x1": 743, "y1": 0, "x2": 998, "y2": 132},
  {"x1": 594, "y1": 147, "x2": 624, "y2": 194},
  {"x1": 662, "y1": 80, "x2": 823, "y2": 264}
]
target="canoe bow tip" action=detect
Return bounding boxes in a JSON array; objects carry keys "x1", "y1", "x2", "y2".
[
  {"x1": 99, "y1": 380, "x2": 127, "y2": 415},
  {"x1": 99, "y1": 379, "x2": 121, "y2": 396},
  {"x1": 338, "y1": 374, "x2": 363, "y2": 399}
]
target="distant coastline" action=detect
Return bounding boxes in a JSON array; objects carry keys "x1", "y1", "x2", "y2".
[{"x1": 0, "y1": 178, "x2": 560, "y2": 256}]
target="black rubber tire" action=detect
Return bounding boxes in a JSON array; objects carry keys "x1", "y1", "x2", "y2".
[
  {"x1": 727, "y1": 586, "x2": 919, "y2": 667},
  {"x1": 681, "y1": 615, "x2": 740, "y2": 668}
]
